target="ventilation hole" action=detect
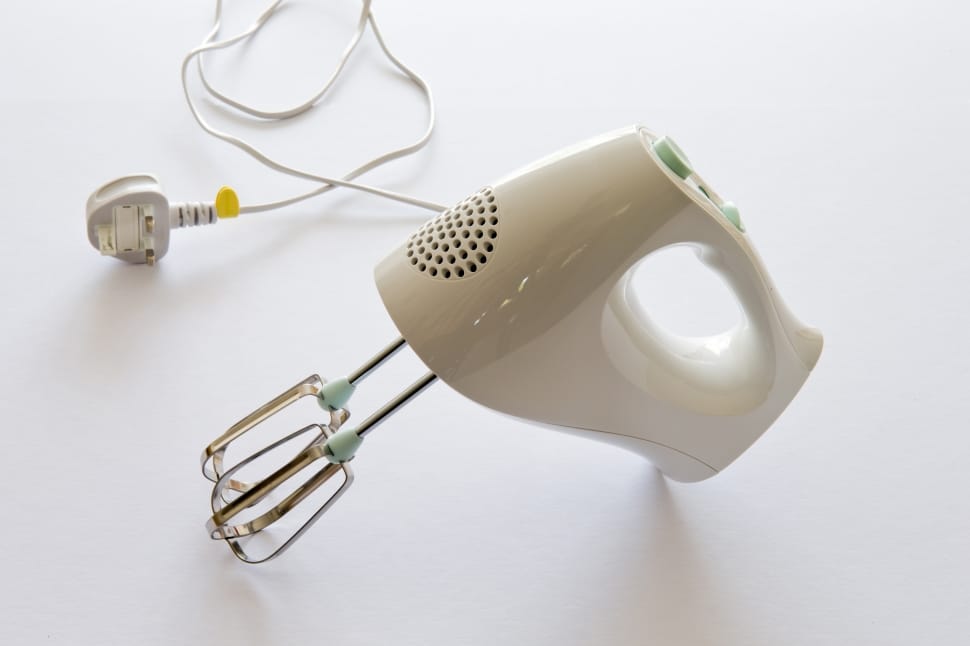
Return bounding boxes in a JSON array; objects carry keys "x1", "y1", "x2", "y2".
[{"x1": 406, "y1": 187, "x2": 498, "y2": 279}]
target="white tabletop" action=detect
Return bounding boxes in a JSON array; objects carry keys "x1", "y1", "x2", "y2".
[{"x1": 2, "y1": 1, "x2": 968, "y2": 644}]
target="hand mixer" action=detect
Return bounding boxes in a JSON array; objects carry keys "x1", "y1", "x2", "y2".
[{"x1": 201, "y1": 125, "x2": 823, "y2": 563}]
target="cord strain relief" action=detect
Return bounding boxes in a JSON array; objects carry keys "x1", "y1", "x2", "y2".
[{"x1": 169, "y1": 202, "x2": 217, "y2": 229}]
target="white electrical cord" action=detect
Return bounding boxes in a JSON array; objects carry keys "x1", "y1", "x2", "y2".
[{"x1": 183, "y1": 0, "x2": 445, "y2": 214}]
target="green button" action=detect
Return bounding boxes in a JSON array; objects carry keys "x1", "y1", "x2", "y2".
[
  {"x1": 719, "y1": 201, "x2": 745, "y2": 232},
  {"x1": 652, "y1": 135, "x2": 693, "y2": 179}
]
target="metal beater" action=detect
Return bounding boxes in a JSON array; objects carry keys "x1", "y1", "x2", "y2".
[{"x1": 201, "y1": 337, "x2": 435, "y2": 563}]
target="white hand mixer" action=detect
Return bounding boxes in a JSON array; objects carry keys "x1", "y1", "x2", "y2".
[{"x1": 201, "y1": 125, "x2": 823, "y2": 563}]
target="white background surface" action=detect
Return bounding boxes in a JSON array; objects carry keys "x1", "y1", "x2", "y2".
[{"x1": 1, "y1": 1, "x2": 968, "y2": 644}]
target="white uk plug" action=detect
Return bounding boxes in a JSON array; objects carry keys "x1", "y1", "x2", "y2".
[{"x1": 85, "y1": 174, "x2": 227, "y2": 264}]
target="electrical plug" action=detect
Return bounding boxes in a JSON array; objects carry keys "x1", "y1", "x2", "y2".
[{"x1": 85, "y1": 174, "x2": 239, "y2": 264}]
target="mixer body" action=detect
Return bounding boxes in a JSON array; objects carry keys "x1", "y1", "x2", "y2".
[{"x1": 376, "y1": 126, "x2": 822, "y2": 481}]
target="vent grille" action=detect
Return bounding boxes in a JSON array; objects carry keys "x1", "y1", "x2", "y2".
[{"x1": 406, "y1": 187, "x2": 499, "y2": 280}]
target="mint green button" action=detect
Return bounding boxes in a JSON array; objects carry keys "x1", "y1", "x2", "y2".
[
  {"x1": 719, "y1": 201, "x2": 745, "y2": 232},
  {"x1": 652, "y1": 135, "x2": 693, "y2": 179}
]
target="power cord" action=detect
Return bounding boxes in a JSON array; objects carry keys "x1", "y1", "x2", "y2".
[{"x1": 86, "y1": 0, "x2": 444, "y2": 264}]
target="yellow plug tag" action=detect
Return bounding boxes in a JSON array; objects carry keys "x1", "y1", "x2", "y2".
[{"x1": 215, "y1": 186, "x2": 240, "y2": 218}]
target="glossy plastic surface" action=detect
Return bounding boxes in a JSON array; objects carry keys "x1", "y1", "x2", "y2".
[{"x1": 375, "y1": 126, "x2": 822, "y2": 481}]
